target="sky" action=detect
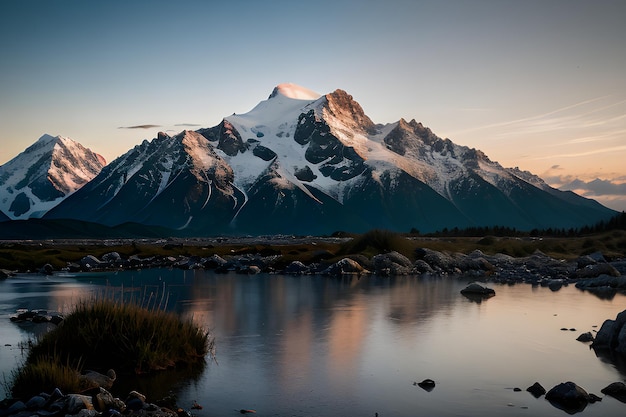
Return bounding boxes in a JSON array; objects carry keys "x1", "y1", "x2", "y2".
[{"x1": 1, "y1": 0, "x2": 625, "y2": 211}]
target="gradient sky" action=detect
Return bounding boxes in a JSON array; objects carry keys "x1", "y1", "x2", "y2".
[{"x1": 1, "y1": 0, "x2": 625, "y2": 210}]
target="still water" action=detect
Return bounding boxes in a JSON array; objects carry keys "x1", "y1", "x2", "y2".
[{"x1": 1, "y1": 269, "x2": 626, "y2": 416}]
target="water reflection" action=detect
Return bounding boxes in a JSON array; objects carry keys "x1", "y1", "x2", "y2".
[{"x1": 1, "y1": 271, "x2": 626, "y2": 416}]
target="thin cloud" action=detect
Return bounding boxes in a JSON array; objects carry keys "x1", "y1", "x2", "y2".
[
  {"x1": 448, "y1": 95, "x2": 611, "y2": 136},
  {"x1": 534, "y1": 145, "x2": 626, "y2": 160},
  {"x1": 174, "y1": 123, "x2": 202, "y2": 127},
  {"x1": 118, "y1": 124, "x2": 161, "y2": 129}
]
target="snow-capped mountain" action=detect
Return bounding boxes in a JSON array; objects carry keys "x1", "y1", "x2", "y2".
[
  {"x1": 0, "y1": 134, "x2": 105, "y2": 219},
  {"x1": 45, "y1": 84, "x2": 615, "y2": 235}
]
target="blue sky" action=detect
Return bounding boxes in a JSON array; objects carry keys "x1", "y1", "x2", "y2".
[{"x1": 1, "y1": 0, "x2": 625, "y2": 210}]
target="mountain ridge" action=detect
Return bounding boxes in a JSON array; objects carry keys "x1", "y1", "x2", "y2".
[
  {"x1": 0, "y1": 134, "x2": 105, "y2": 219},
  {"x1": 3, "y1": 84, "x2": 616, "y2": 235}
]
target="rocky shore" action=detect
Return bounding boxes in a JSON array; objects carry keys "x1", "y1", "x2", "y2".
[{"x1": 32, "y1": 246, "x2": 626, "y2": 295}]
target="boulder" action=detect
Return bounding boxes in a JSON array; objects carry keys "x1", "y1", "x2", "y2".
[
  {"x1": 575, "y1": 263, "x2": 621, "y2": 279},
  {"x1": 285, "y1": 261, "x2": 309, "y2": 275},
  {"x1": 601, "y1": 381, "x2": 626, "y2": 403},
  {"x1": 101, "y1": 252, "x2": 123, "y2": 264},
  {"x1": 460, "y1": 283, "x2": 495, "y2": 296},
  {"x1": 526, "y1": 382, "x2": 546, "y2": 398},
  {"x1": 79, "y1": 255, "x2": 103, "y2": 271},
  {"x1": 66, "y1": 394, "x2": 94, "y2": 414},
  {"x1": 545, "y1": 381, "x2": 590, "y2": 413},
  {"x1": 592, "y1": 310, "x2": 626, "y2": 355},
  {"x1": 202, "y1": 254, "x2": 228, "y2": 269},
  {"x1": 576, "y1": 332, "x2": 594, "y2": 342},
  {"x1": 322, "y1": 258, "x2": 367, "y2": 276},
  {"x1": 416, "y1": 379, "x2": 435, "y2": 392},
  {"x1": 412, "y1": 259, "x2": 434, "y2": 274},
  {"x1": 372, "y1": 251, "x2": 412, "y2": 275},
  {"x1": 79, "y1": 369, "x2": 117, "y2": 390},
  {"x1": 414, "y1": 248, "x2": 457, "y2": 272}
]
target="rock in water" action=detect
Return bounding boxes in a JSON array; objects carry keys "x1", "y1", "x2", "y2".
[
  {"x1": 545, "y1": 381, "x2": 590, "y2": 413},
  {"x1": 576, "y1": 332, "x2": 594, "y2": 342},
  {"x1": 526, "y1": 382, "x2": 546, "y2": 398},
  {"x1": 601, "y1": 382, "x2": 626, "y2": 403},
  {"x1": 416, "y1": 379, "x2": 436, "y2": 391}
]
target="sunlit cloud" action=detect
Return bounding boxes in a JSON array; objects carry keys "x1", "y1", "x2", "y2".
[{"x1": 543, "y1": 172, "x2": 626, "y2": 212}]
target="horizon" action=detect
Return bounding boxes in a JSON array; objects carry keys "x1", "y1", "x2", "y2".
[{"x1": 1, "y1": 1, "x2": 625, "y2": 211}]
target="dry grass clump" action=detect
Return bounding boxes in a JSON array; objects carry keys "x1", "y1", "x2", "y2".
[{"x1": 10, "y1": 299, "x2": 212, "y2": 398}]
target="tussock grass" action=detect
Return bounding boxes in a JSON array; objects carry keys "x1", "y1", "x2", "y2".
[
  {"x1": 337, "y1": 229, "x2": 417, "y2": 259},
  {"x1": 11, "y1": 356, "x2": 86, "y2": 398},
  {"x1": 11, "y1": 298, "x2": 212, "y2": 398}
]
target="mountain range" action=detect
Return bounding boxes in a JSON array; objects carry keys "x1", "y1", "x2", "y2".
[{"x1": 1, "y1": 83, "x2": 617, "y2": 236}]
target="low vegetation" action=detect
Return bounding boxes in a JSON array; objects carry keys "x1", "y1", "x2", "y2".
[
  {"x1": 0, "y1": 231, "x2": 625, "y2": 274},
  {"x1": 10, "y1": 299, "x2": 212, "y2": 398}
]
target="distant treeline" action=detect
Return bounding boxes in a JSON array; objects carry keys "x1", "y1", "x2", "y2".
[{"x1": 413, "y1": 211, "x2": 626, "y2": 238}]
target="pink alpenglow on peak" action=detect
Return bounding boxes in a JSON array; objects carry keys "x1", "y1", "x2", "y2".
[{"x1": 269, "y1": 83, "x2": 321, "y2": 100}]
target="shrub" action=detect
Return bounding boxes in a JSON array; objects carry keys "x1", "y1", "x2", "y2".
[{"x1": 11, "y1": 298, "x2": 212, "y2": 398}]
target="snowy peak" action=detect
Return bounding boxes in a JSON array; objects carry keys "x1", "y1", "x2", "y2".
[
  {"x1": 0, "y1": 134, "x2": 105, "y2": 219},
  {"x1": 321, "y1": 89, "x2": 376, "y2": 135},
  {"x1": 268, "y1": 83, "x2": 321, "y2": 100}
]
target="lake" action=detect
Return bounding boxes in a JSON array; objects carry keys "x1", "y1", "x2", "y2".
[{"x1": 1, "y1": 269, "x2": 625, "y2": 416}]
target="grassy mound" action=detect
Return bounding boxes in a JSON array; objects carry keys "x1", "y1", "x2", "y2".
[{"x1": 11, "y1": 299, "x2": 212, "y2": 398}]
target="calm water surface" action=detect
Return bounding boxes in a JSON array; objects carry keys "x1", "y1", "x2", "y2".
[{"x1": 1, "y1": 269, "x2": 625, "y2": 416}]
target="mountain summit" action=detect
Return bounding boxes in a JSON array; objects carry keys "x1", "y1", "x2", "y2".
[
  {"x1": 0, "y1": 134, "x2": 105, "y2": 219},
  {"x1": 43, "y1": 84, "x2": 614, "y2": 235}
]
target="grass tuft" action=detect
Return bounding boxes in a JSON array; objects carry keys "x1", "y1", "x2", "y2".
[{"x1": 11, "y1": 298, "x2": 212, "y2": 398}]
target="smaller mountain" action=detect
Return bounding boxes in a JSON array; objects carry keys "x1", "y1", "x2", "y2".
[
  {"x1": 45, "y1": 130, "x2": 239, "y2": 232},
  {"x1": 0, "y1": 210, "x2": 9, "y2": 222},
  {"x1": 0, "y1": 134, "x2": 106, "y2": 219}
]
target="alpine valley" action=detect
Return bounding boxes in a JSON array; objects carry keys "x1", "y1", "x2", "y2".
[{"x1": 0, "y1": 84, "x2": 617, "y2": 237}]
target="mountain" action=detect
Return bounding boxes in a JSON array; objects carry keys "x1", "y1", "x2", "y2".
[
  {"x1": 0, "y1": 210, "x2": 9, "y2": 222},
  {"x1": 45, "y1": 83, "x2": 616, "y2": 235},
  {"x1": 0, "y1": 134, "x2": 106, "y2": 219}
]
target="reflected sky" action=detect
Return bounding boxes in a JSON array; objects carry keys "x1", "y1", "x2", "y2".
[{"x1": 1, "y1": 271, "x2": 625, "y2": 416}]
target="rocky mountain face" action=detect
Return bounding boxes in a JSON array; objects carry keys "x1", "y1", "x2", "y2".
[
  {"x1": 0, "y1": 134, "x2": 105, "y2": 219},
  {"x1": 39, "y1": 84, "x2": 617, "y2": 235}
]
